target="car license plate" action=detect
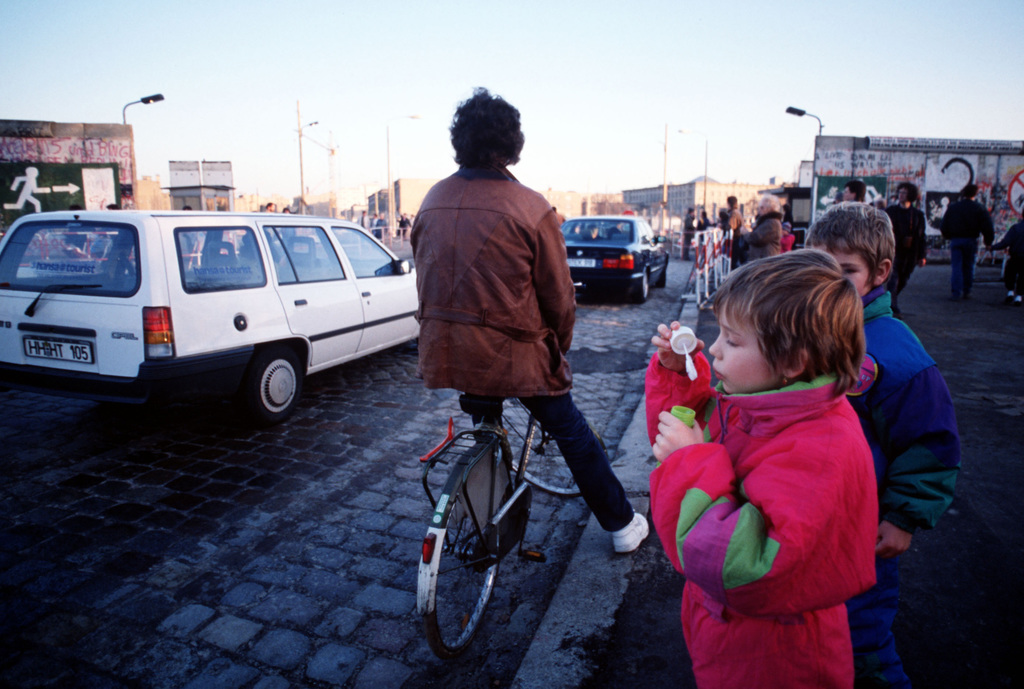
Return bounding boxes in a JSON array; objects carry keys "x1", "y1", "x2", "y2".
[
  {"x1": 23, "y1": 336, "x2": 94, "y2": 364},
  {"x1": 567, "y1": 258, "x2": 596, "y2": 268}
]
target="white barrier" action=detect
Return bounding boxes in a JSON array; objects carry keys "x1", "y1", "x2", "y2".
[{"x1": 682, "y1": 229, "x2": 735, "y2": 308}]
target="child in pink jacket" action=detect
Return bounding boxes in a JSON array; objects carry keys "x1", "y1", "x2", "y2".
[{"x1": 647, "y1": 250, "x2": 878, "y2": 689}]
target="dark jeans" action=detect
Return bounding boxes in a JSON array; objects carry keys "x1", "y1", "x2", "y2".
[
  {"x1": 847, "y1": 556, "x2": 911, "y2": 688},
  {"x1": 519, "y1": 393, "x2": 634, "y2": 531},
  {"x1": 1004, "y1": 256, "x2": 1024, "y2": 294},
  {"x1": 948, "y1": 237, "x2": 978, "y2": 297},
  {"x1": 886, "y1": 254, "x2": 918, "y2": 314}
]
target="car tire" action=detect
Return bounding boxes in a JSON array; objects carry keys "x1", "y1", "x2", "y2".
[
  {"x1": 631, "y1": 269, "x2": 649, "y2": 304},
  {"x1": 654, "y1": 262, "x2": 667, "y2": 288},
  {"x1": 240, "y1": 345, "x2": 304, "y2": 426}
]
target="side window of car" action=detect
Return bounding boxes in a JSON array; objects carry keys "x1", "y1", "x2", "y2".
[
  {"x1": 331, "y1": 227, "x2": 396, "y2": 278},
  {"x1": 265, "y1": 226, "x2": 345, "y2": 283},
  {"x1": 177, "y1": 227, "x2": 267, "y2": 293}
]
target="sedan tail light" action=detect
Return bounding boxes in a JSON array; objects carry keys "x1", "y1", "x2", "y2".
[{"x1": 603, "y1": 254, "x2": 635, "y2": 270}]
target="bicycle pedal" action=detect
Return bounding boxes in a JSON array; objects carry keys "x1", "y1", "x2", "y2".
[{"x1": 519, "y1": 548, "x2": 546, "y2": 563}]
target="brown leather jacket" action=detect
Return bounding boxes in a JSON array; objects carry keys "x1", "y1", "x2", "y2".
[{"x1": 411, "y1": 167, "x2": 575, "y2": 397}]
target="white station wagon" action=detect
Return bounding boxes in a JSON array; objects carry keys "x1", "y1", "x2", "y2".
[{"x1": 0, "y1": 211, "x2": 419, "y2": 425}]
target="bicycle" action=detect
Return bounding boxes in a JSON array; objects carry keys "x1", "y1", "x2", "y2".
[{"x1": 415, "y1": 395, "x2": 584, "y2": 658}]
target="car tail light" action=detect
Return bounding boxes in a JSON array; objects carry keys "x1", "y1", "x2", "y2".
[
  {"x1": 143, "y1": 306, "x2": 175, "y2": 358},
  {"x1": 603, "y1": 254, "x2": 635, "y2": 270}
]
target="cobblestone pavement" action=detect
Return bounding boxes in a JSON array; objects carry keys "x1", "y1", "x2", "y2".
[{"x1": 0, "y1": 255, "x2": 691, "y2": 688}]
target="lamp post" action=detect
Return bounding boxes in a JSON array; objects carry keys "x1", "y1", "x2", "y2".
[
  {"x1": 661, "y1": 124, "x2": 669, "y2": 236},
  {"x1": 386, "y1": 115, "x2": 421, "y2": 244},
  {"x1": 785, "y1": 106, "x2": 824, "y2": 135},
  {"x1": 122, "y1": 93, "x2": 164, "y2": 125},
  {"x1": 296, "y1": 101, "x2": 318, "y2": 214},
  {"x1": 679, "y1": 129, "x2": 708, "y2": 217},
  {"x1": 121, "y1": 93, "x2": 164, "y2": 210}
]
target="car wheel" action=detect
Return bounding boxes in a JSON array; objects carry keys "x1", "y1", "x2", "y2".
[
  {"x1": 631, "y1": 269, "x2": 649, "y2": 304},
  {"x1": 240, "y1": 345, "x2": 304, "y2": 426},
  {"x1": 654, "y1": 262, "x2": 667, "y2": 288}
]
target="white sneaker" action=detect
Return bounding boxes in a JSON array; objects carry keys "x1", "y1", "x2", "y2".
[{"x1": 611, "y1": 512, "x2": 649, "y2": 553}]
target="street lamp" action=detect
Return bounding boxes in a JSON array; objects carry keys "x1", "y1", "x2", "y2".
[
  {"x1": 387, "y1": 115, "x2": 421, "y2": 244},
  {"x1": 296, "y1": 101, "x2": 318, "y2": 214},
  {"x1": 122, "y1": 93, "x2": 164, "y2": 124},
  {"x1": 785, "y1": 106, "x2": 824, "y2": 135},
  {"x1": 679, "y1": 129, "x2": 709, "y2": 217}
]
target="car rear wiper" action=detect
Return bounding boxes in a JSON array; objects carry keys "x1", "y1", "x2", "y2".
[{"x1": 24, "y1": 284, "x2": 101, "y2": 317}]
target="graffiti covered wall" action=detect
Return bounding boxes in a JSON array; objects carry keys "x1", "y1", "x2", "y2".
[
  {"x1": 813, "y1": 136, "x2": 1024, "y2": 258},
  {"x1": 0, "y1": 120, "x2": 135, "y2": 227}
]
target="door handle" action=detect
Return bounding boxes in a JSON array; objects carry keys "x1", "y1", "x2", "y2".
[
  {"x1": 361, "y1": 292, "x2": 371, "y2": 298},
  {"x1": 294, "y1": 299, "x2": 308, "y2": 306}
]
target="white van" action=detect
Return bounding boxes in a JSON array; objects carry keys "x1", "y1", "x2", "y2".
[{"x1": 0, "y1": 211, "x2": 419, "y2": 425}]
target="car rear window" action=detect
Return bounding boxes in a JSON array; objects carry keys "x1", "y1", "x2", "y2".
[
  {"x1": 0, "y1": 220, "x2": 140, "y2": 297},
  {"x1": 176, "y1": 227, "x2": 267, "y2": 293},
  {"x1": 562, "y1": 220, "x2": 635, "y2": 244}
]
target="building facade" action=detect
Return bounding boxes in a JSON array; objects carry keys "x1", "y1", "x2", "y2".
[{"x1": 623, "y1": 178, "x2": 766, "y2": 228}]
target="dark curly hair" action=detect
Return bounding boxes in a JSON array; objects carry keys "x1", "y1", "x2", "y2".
[{"x1": 450, "y1": 87, "x2": 524, "y2": 169}]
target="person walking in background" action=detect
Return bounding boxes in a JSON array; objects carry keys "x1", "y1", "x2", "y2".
[
  {"x1": 412, "y1": 87, "x2": 648, "y2": 554},
  {"x1": 940, "y1": 183, "x2": 994, "y2": 300},
  {"x1": 885, "y1": 183, "x2": 927, "y2": 316},
  {"x1": 264, "y1": 202, "x2": 277, "y2": 213},
  {"x1": 682, "y1": 207, "x2": 696, "y2": 260},
  {"x1": 807, "y1": 203, "x2": 960, "y2": 688},
  {"x1": 780, "y1": 221, "x2": 796, "y2": 252},
  {"x1": 843, "y1": 179, "x2": 867, "y2": 203},
  {"x1": 698, "y1": 209, "x2": 712, "y2": 231},
  {"x1": 991, "y1": 215, "x2": 1024, "y2": 306},
  {"x1": 646, "y1": 251, "x2": 877, "y2": 689},
  {"x1": 727, "y1": 195, "x2": 746, "y2": 268},
  {"x1": 745, "y1": 194, "x2": 783, "y2": 260}
]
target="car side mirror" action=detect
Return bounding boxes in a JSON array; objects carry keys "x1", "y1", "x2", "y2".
[{"x1": 394, "y1": 259, "x2": 412, "y2": 275}]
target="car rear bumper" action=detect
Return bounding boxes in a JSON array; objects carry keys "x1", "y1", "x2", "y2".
[
  {"x1": 0, "y1": 347, "x2": 254, "y2": 404},
  {"x1": 568, "y1": 268, "x2": 645, "y2": 291}
]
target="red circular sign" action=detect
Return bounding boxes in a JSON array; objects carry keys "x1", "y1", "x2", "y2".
[{"x1": 1008, "y1": 170, "x2": 1024, "y2": 217}]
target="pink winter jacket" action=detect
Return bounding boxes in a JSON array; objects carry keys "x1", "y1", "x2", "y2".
[{"x1": 646, "y1": 353, "x2": 877, "y2": 689}]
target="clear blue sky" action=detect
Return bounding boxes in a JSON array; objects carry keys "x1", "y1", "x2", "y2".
[{"x1": 3, "y1": 0, "x2": 1022, "y2": 200}]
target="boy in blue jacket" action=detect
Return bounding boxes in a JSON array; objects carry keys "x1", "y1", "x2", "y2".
[{"x1": 807, "y1": 203, "x2": 961, "y2": 688}]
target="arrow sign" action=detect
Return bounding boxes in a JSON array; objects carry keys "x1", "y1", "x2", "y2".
[{"x1": 52, "y1": 183, "x2": 80, "y2": 195}]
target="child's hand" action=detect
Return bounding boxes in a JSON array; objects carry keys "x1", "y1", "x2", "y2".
[
  {"x1": 652, "y1": 410, "x2": 705, "y2": 463},
  {"x1": 652, "y1": 322, "x2": 705, "y2": 374},
  {"x1": 875, "y1": 521, "x2": 913, "y2": 558}
]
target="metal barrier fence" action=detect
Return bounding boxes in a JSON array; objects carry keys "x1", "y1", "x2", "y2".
[{"x1": 682, "y1": 228, "x2": 734, "y2": 308}]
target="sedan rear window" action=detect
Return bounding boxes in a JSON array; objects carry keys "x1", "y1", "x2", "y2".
[
  {"x1": 0, "y1": 220, "x2": 139, "y2": 296},
  {"x1": 562, "y1": 220, "x2": 635, "y2": 245}
]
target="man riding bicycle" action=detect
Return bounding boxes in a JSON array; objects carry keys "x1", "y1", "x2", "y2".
[{"x1": 411, "y1": 87, "x2": 647, "y2": 553}]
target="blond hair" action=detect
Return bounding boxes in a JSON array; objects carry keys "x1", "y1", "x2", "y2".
[
  {"x1": 806, "y1": 201, "x2": 895, "y2": 278},
  {"x1": 713, "y1": 249, "x2": 865, "y2": 395}
]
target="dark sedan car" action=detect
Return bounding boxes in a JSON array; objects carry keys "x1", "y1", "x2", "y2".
[{"x1": 562, "y1": 215, "x2": 668, "y2": 303}]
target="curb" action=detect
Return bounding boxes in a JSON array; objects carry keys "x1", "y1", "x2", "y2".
[{"x1": 511, "y1": 293, "x2": 700, "y2": 688}]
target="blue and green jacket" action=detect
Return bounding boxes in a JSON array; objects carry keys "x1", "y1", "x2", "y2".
[{"x1": 848, "y1": 287, "x2": 960, "y2": 531}]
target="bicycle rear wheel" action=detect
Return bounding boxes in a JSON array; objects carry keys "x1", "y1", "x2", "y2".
[
  {"x1": 503, "y1": 400, "x2": 582, "y2": 498},
  {"x1": 418, "y1": 441, "x2": 505, "y2": 658}
]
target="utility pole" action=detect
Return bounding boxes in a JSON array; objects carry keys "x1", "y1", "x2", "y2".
[{"x1": 297, "y1": 102, "x2": 305, "y2": 213}]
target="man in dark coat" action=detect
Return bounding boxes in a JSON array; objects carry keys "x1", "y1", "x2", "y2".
[
  {"x1": 411, "y1": 88, "x2": 647, "y2": 552},
  {"x1": 940, "y1": 183, "x2": 994, "y2": 300},
  {"x1": 885, "y1": 183, "x2": 928, "y2": 316}
]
